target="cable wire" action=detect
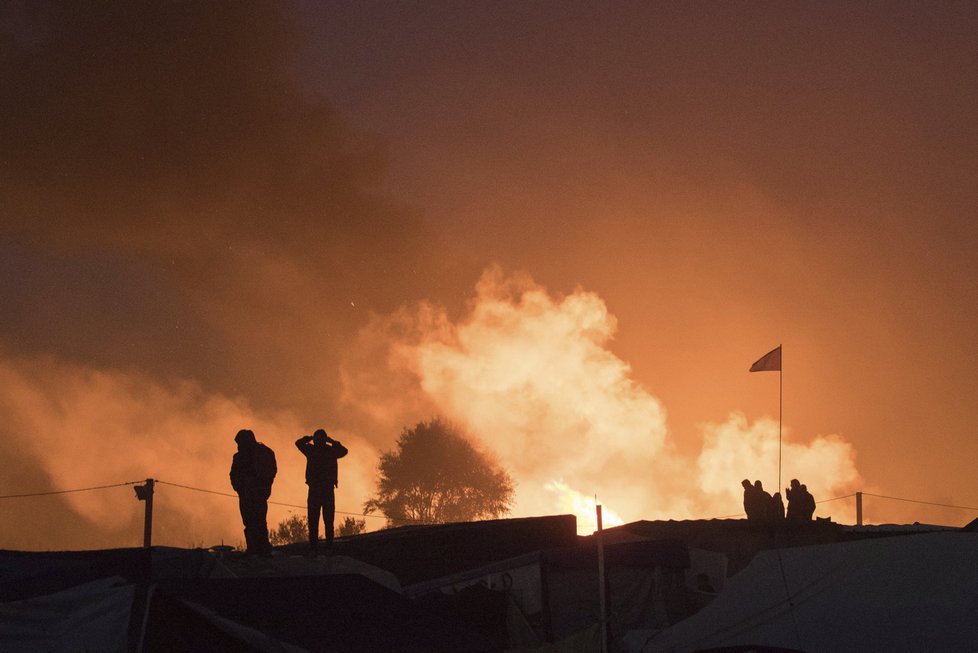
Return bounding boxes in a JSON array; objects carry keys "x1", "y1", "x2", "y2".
[
  {"x1": 708, "y1": 492, "x2": 856, "y2": 520},
  {"x1": 6, "y1": 481, "x2": 974, "y2": 525},
  {"x1": 816, "y1": 492, "x2": 855, "y2": 504},
  {"x1": 0, "y1": 477, "x2": 428, "y2": 525},
  {"x1": 154, "y1": 479, "x2": 412, "y2": 522},
  {"x1": 860, "y1": 492, "x2": 978, "y2": 512},
  {"x1": 0, "y1": 481, "x2": 140, "y2": 499}
]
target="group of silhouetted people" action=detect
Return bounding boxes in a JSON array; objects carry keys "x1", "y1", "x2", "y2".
[
  {"x1": 230, "y1": 428, "x2": 348, "y2": 555},
  {"x1": 742, "y1": 478, "x2": 815, "y2": 523}
]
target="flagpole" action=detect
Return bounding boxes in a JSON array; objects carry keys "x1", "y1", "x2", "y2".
[
  {"x1": 778, "y1": 345, "x2": 783, "y2": 493},
  {"x1": 749, "y1": 344, "x2": 784, "y2": 494}
]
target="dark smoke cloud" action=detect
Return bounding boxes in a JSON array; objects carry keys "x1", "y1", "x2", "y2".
[
  {"x1": 0, "y1": 1, "x2": 468, "y2": 412},
  {"x1": 5, "y1": 2, "x2": 976, "y2": 546},
  {"x1": 0, "y1": 2, "x2": 472, "y2": 547}
]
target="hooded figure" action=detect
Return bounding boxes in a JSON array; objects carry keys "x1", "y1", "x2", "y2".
[
  {"x1": 230, "y1": 429, "x2": 276, "y2": 555},
  {"x1": 753, "y1": 480, "x2": 773, "y2": 521},
  {"x1": 742, "y1": 479, "x2": 759, "y2": 520}
]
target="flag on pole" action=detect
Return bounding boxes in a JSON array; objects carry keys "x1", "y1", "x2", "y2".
[{"x1": 749, "y1": 345, "x2": 781, "y2": 372}]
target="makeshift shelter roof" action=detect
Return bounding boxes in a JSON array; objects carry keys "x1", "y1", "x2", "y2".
[
  {"x1": 0, "y1": 576, "x2": 304, "y2": 653},
  {"x1": 299, "y1": 513, "x2": 578, "y2": 585},
  {"x1": 0, "y1": 547, "x2": 154, "y2": 601},
  {"x1": 633, "y1": 531, "x2": 978, "y2": 653},
  {"x1": 159, "y1": 572, "x2": 501, "y2": 652},
  {"x1": 603, "y1": 520, "x2": 842, "y2": 577}
]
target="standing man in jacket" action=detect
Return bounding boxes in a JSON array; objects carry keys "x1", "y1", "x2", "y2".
[
  {"x1": 295, "y1": 428, "x2": 348, "y2": 552},
  {"x1": 230, "y1": 429, "x2": 277, "y2": 555}
]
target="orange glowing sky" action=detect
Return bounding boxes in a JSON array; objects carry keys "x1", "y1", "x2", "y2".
[{"x1": 2, "y1": 3, "x2": 977, "y2": 549}]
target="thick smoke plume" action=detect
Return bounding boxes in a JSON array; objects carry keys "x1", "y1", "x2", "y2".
[
  {"x1": 344, "y1": 267, "x2": 862, "y2": 532},
  {"x1": 0, "y1": 3, "x2": 881, "y2": 546},
  {"x1": 0, "y1": 266, "x2": 861, "y2": 548},
  {"x1": 0, "y1": 2, "x2": 457, "y2": 419},
  {"x1": 0, "y1": 3, "x2": 449, "y2": 548}
]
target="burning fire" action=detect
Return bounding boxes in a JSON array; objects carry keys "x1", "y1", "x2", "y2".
[
  {"x1": 546, "y1": 481, "x2": 626, "y2": 535},
  {"x1": 344, "y1": 265, "x2": 862, "y2": 526},
  {"x1": 0, "y1": 266, "x2": 862, "y2": 549}
]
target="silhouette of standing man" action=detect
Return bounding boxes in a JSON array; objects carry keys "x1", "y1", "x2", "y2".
[
  {"x1": 742, "y1": 479, "x2": 759, "y2": 520},
  {"x1": 753, "y1": 480, "x2": 774, "y2": 522},
  {"x1": 230, "y1": 429, "x2": 277, "y2": 555},
  {"x1": 296, "y1": 429, "x2": 348, "y2": 551},
  {"x1": 786, "y1": 479, "x2": 817, "y2": 522}
]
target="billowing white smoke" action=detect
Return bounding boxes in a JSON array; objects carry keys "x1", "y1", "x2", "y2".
[
  {"x1": 0, "y1": 266, "x2": 862, "y2": 548},
  {"x1": 697, "y1": 412, "x2": 861, "y2": 518},
  {"x1": 344, "y1": 266, "x2": 862, "y2": 531}
]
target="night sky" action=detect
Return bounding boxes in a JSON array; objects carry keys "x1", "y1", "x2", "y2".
[{"x1": 2, "y1": 2, "x2": 977, "y2": 549}]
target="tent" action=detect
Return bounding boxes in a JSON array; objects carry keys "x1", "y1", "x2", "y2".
[
  {"x1": 0, "y1": 576, "x2": 303, "y2": 652},
  {"x1": 630, "y1": 531, "x2": 978, "y2": 652}
]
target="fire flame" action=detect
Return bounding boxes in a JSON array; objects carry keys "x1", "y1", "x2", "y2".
[
  {"x1": 344, "y1": 265, "x2": 862, "y2": 526},
  {"x1": 545, "y1": 480, "x2": 626, "y2": 535}
]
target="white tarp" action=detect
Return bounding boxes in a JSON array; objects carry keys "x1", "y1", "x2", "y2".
[{"x1": 632, "y1": 532, "x2": 978, "y2": 653}]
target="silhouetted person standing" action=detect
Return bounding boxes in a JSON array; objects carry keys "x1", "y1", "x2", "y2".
[
  {"x1": 742, "y1": 479, "x2": 759, "y2": 520},
  {"x1": 800, "y1": 483, "x2": 816, "y2": 520},
  {"x1": 230, "y1": 429, "x2": 277, "y2": 555},
  {"x1": 296, "y1": 429, "x2": 348, "y2": 551},
  {"x1": 753, "y1": 480, "x2": 773, "y2": 521},
  {"x1": 786, "y1": 479, "x2": 802, "y2": 521},
  {"x1": 772, "y1": 491, "x2": 786, "y2": 520},
  {"x1": 786, "y1": 479, "x2": 816, "y2": 522}
]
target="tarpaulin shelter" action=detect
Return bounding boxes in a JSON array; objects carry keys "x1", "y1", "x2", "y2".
[{"x1": 631, "y1": 532, "x2": 978, "y2": 653}]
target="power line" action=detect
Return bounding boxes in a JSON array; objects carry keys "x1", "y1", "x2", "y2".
[
  {"x1": 155, "y1": 480, "x2": 242, "y2": 501},
  {"x1": 860, "y1": 492, "x2": 978, "y2": 512},
  {"x1": 0, "y1": 481, "x2": 139, "y2": 499},
  {"x1": 709, "y1": 492, "x2": 856, "y2": 520},
  {"x1": 709, "y1": 492, "x2": 976, "y2": 522},
  {"x1": 5, "y1": 482, "x2": 976, "y2": 521},
  {"x1": 154, "y1": 479, "x2": 399, "y2": 521},
  {"x1": 0, "y1": 477, "x2": 422, "y2": 524},
  {"x1": 816, "y1": 493, "x2": 855, "y2": 505}
]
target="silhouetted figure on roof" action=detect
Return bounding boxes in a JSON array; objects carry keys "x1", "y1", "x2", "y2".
[
  {"x1": 742, "y1": 479, "x2": 757, "y2": 520},
  {"x1": 785, "y1": 478, "x2": 802, "y2": 521},
  {"x1": 786, "y1": 478, "x2": 816, "y2": 522},
  {"x1": 772, "y1": 491, "x2": 786, "y2": 520},
  {"x1": 799, "y1": 483, "x2": 816, "y2": 520},
  {"x1": 753, "y1": 480, "x2": 774, "y2": 521},
  {"x1": 230, "y1": 429, "x2": 277, "y2": 555},
  {"x1": 742, "y1": 479, "x2": 769, "y2": 521},
  {"x1": 296, "y1": 428, "x2": 348, "y2": 552}
]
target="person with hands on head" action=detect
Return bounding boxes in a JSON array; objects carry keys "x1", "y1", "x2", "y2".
[{"x1": 295, "y1": 428, "x2": 348, "y2": 553}]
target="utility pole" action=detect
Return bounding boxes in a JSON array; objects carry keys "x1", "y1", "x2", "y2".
[
  {"x1": 596, "y1": 503, "x2": 608, "y2": 653},
  {"x1": 856, "y1": 491, "x2": 863, "y2": 526},
  {"x1": 134, "y1": 479, "x2": 155, "y2": 548}
]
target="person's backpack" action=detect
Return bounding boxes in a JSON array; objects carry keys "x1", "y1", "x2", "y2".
[{"x1": 253, "y1": 443, "x2": 277, "y2": 486}]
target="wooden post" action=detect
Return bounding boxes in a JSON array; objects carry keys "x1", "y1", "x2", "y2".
[
  {"x1": 596, "y1": 503, "x2": 608, "y2": 653},
  {"x1": 144, "y1": 478, "x2": 154, "y2": 548},
  {"x1": 134, "y1": 479, "x2": 155, "y2": 548},
  {"x1": 856, "y1": 491, "x2": 863, "y2": 527}
]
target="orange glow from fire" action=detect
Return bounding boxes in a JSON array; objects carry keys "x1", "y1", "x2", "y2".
[
  {"x1": 546, "y1": 481, "x2": 626, "y2": 535},
  {"x1": 342, "y1": 267, "x2": 862, "y2": 526}
]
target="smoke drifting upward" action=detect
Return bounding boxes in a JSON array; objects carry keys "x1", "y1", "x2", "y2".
[
  {"x1": 0, "y1": 2, "x2": 463, "y2": 419},
  {"x1": 345, "y1": 267, "x2": 862, "y2": 532},
  {"x1": 697, "y1": 413, "x2": 861, "y2": 517}
]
